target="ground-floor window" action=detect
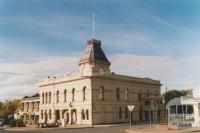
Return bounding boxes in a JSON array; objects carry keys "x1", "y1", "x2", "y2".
[
  {"x1": 119, "y1": 107, "x2": 122, "y2": 119},
  {"x1": 49, "y1": 110, "x2": 51, "y2": 119},
  {"x1": 81, "y1": 110, "x2": 85, "y2": 120},
  {"x1": 125, "y1": 107, "x2": 128, "y2": 119},
  {"x1": 86, "y1": 110, "x2": 89, "y2": 120},
  {"x1": 41, "y1": 110, "x2": 43, "y2": 119}
]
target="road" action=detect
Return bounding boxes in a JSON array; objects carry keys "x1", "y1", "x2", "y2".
[{"x1": 0, "y1": 125, "x2": 129, "y2": 133}]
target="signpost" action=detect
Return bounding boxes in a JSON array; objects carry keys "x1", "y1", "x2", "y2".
[
  {"x1": 128, "y1": 105, "x2": 135, "y2": 128},
  {"x1": 149, "y1": 104, "x2": 154, "y2": 127}
]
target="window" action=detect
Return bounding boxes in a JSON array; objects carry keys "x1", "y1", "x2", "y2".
[
  {"x1": 145, "y1": 100, "x2": 150, "y2": 106},
  {"x1": 72, "y1": 88, "x2": 75, "y2": 102},
  {"x1": 125, "y1": 107, "x2": 128, "y2": 119},
  {"x1": 125, "y1": 89, "x2": 128, "y2": 101},
  {"x1": 99, "y1": 86, "x2": 104, "y2": 100},
  {"x1": 83, "y1": 87, "x2": 86, "y2": 101},
  {"x1": 49, "y1": 92, "x2": 51, "y2": 103},
  {"x1": 41, "y1": 110, "x2": 43, "y2": 119},
  {"x1": 27, "y1": 102, "x2": 29, "y2": 109},
  {"x1": 170, "y1": 105, "x2": 176, "y2": 114},
  {"x1": 45, "y1": 92, "x2": 48, "y2": 104},
  {"x1": 116, "y1": 88, "x2": 120, "y2": 101},
  {"x1": 32, "y1": 102, "x2": 34, "y2": 109},
  {"x1": 81, "y1": 110, "x2": 85, "y2": 120},
  {"x1": 42, "y1": 93, "x2": 44, "y2": 104},
  {"x1": 177, "y1": 105, "x2": 187, "y2": 114},
  {"x1": 86, "y1": 110, "x2": 89, "y2": 120},
  {"x1": 187, "y1": 105, "x2": 194, "y2": 114},
  {"x1": 56, "y1": 91, "x2": 59, "y2": 103},
  {"x1": 119, "y1": 107, "x2": 122, "y2": 119},
  {"x1": 138, "y1": 94, "x2": 141, "y2": 101},
  {"x1": 49, "y1": 110, "x2": 51, "y2": 119},
  {"x1": 64, "y1": 90, "x2": 67, "y2": 102}
]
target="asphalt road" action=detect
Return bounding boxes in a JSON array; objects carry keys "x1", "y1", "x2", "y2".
[{"x1": 0, "y1": 125, "x2": 129, "y2": 133}]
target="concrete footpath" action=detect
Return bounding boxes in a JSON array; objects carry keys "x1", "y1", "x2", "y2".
[{"x1": 125, "y1": 124, "x2": 200, "y2": 133}]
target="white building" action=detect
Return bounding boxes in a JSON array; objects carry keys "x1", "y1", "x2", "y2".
[
  {"x1": 38, "y1": 39, "x2": 164, "y2": 126},
  {"x1": 167, "y1": 96, "x2": 200, "y2": 128},
  {"x1": 15, "y1": 97, "x2": 40, "y2": 125}
]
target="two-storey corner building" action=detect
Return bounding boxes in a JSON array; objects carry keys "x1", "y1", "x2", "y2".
[
  {"x1": 38, "y1": 39, "x2": 163, "y2": 126},
  {"x1": 16, "y1": 97, "x2": 40, "y2": 125}
]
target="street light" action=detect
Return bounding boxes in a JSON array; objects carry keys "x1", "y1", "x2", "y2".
[{"x1": 128, "y1": 105, "x2": 135, "y2": 128}]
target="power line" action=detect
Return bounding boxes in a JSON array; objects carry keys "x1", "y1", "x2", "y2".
[{"x1": 0, "y1": 72, "x2": 47, "y2": 78}]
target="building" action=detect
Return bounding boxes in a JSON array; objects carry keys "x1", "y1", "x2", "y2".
[
  {"x1": 167, "y1": 90, "x2": 200, "y2": 129},
  {"x1": 38, "y1": 39, "x2": 164, "y2": 126},
  {"x1": 15, "y1": 97, "x2": 40, "y2": 125}
]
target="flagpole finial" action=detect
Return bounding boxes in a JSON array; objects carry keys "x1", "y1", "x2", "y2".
[{"x1": 93, "y1": 12, "x2": 95, "y2": 39}]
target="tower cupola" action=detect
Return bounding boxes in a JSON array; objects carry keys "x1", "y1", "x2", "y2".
[{"x1": 79, "y1": 39, "x2": 110, "y2": 76}]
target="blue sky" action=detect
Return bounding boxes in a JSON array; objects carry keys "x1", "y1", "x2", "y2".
[{"x1": 0, "y1": 0, "x2": 200, "y2": 100}]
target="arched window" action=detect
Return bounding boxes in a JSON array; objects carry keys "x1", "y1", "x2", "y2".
[
  {"x1": 81, "y1": 110, "x2": 85, "y2": 120},
  {"x1": 86, "y1": 109, "x2": 89, "y2": 120},
  {"x1": 41, "y1": 110, "x2": 43, "y2": 119},
  {"x1": 49, "y1": 110, "x2": 51, "y2": 119},
  {"x1": 119, "y1": 107, "x2": 122, "y2": 119},
  {"x1": 56, "y1": 91, "x2": 59, "y2": 103},
  {"x1": 72, "y1": 88, "x2": 75, "y2": 102},
  {"x1": 116, "y1": 88, "x2": 120, "y2": 101},
  {"x1": 83, "y1": 87, "x2": 86, "y2": 101},
  {"x1": 42, "y1": 93, "x2": 44, "y2": 104},
  {"x1": 64, "y1": 90, "x2": 67, "y2": 102},
  {"x1": 45, "y1": 92, "x2": 48, "y2": 104},
  {"x1": 125, "y1": 89, "x2": 128, "y2": 101},
  {"x1": 99, "y1": 86, "x2": 104, "y2": 100},
  {"x1": 49, "y1": 92, "x2": 51, "y2": 103}
]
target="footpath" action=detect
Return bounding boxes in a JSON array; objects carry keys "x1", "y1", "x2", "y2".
[{"x1": 125, "y1": 124, "x2": 200, "y2": 133}]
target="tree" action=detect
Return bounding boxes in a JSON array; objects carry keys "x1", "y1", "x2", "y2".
[
  {"x1": 162, "y1": 90, "x2": 188, "y2": 104},
  {"x1": 0, "y1": 99, "x2": 20, "y2": 118}
]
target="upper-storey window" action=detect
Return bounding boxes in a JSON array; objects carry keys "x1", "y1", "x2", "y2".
[
  {"x1": 42, "y1": 93, "x2": 44, "y2": 104},
  {"x1": 116, "y1": 88, "x2": 120, "y2": 101},
  {"x1": 83, "y1": 87, "x2": 86, "y2": 101},
  {"x1": 64, "y1": 90, "x2": 67, "y2": 102},
  {"x1": 99, "y1": 86, "x2": 104, "y2": 100},
  {"x1": 49, "y1": 92, "x2": 51, "y2": 103},
  {"x1": 125, "y1": 89, "x2": 128, "y2": 101},
  {"x1": 27, "y1": 102, "x2": 29, "y2": 109},
  {"x1": 32, "y1": 102, "x2": 34, "y2": 109},
  {"x1": 56, "y1": 91, "x2": 59, "y2": 103},
  {"x1": 45, "y1": 92, "x2": 48, "y2": 104},
  {"x1": 72, "y1": 88, "x2": 75, "y2": 102}
]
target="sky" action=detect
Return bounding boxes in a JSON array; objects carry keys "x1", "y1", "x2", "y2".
[{"x1": 0, "y1": 0, "x2": 200, "y2": 101}]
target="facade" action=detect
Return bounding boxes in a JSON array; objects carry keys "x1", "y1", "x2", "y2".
[
  {"x1": 167, "y1": 96, "x2": 200, "y2": 128},
  {"x1": 15, "y1": 97, "x2": 40, "y2": 125},
  {"x1": 38, "y1": 39, "x2": 164, "y2": 126}
]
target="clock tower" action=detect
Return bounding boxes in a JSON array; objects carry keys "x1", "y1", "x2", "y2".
[{"x1": 79, "y1": 39, "x2": 111, "y2": 76}]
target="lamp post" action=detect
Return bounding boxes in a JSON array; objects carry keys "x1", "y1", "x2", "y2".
[{"x1": 128, "y1": 105, "x2": 135, "y2": 128}]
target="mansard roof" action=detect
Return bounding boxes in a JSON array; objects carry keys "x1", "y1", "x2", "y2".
[{"x1": 79, "y1": 39, "x2": 110, "y2": 64}]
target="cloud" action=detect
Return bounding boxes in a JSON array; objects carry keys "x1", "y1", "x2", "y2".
[
  {"x1": 110, "y1": 54, "x2": 200, "y2": 93},
  {"x1": 0, "y1": 55, "x2": 80, "y2": 101},
  {"x1": 1, "y1": 53, "x2": 200, "y2": 101}
]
